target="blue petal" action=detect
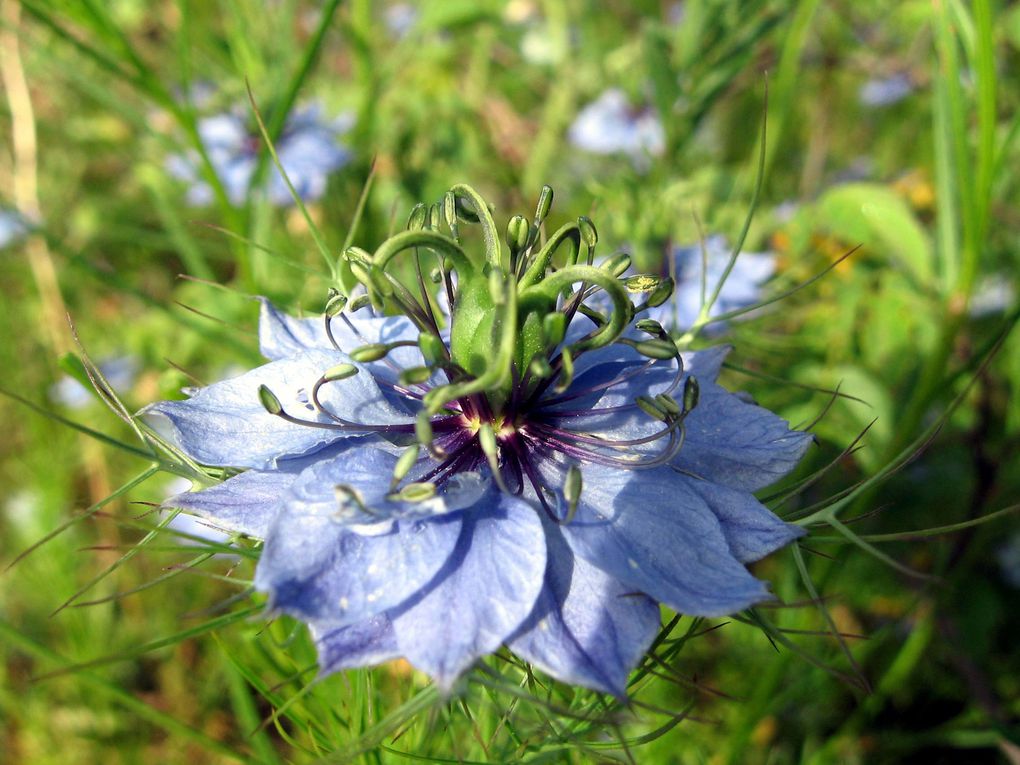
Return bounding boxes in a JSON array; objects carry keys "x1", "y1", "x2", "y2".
[
  {"x1": 310, "y1": 614, "x2": 400, "y2": 676},
  {"x1": 390, "y1": 492, "x2": 546, "y2": 689},
  {"x1": 560, "y1": 463, "x2": 772, "y2": 617},
  {"x1": 509, "y1": 521, "x2": 659, "y2": 696},
  {"x1": 676, "y1": 374, "x2": 813, "y2": 492},
  {"x1": 670, "y1": 472, "x2": 804, "y2": 563},
  {"x1": 163, "y1": 439, "x2": 374, "y2": 539},
  {"x1": 254, "y1": 448, "x2": 467, "y2": 624},
  {"x1": 166, "y1": 471, "x2": 293, "y2": 539},
  {"x1": 259, "y1": 299, "x2": 425, "y2": 373},
  {"x1": 142, "y1": 350, "x2": 411, "y2": 469}
]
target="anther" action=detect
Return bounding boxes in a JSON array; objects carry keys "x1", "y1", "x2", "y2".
[
  {"x1": 258, "y1": 384, "x2": 283, "y2": 415},
  {"x1": 563, "y1": 465, "x2": 582, "y2": 524},
  {"x1": 601, "y1": 252, "x2": 631, "y2": 277},
  {"x1": 390, "y1": 482, "x2": 437, "y2": 504},
  {"x1": 682, "y1": 375, "x2": 700, "y2": 414},
  {"x1": 391, "y1": 444, "x2": 421, "y2": 489}
]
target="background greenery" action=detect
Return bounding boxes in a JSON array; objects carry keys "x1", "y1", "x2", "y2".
[{"x1": 1, "y1": 0, "x2": 1018, "y2": 762}]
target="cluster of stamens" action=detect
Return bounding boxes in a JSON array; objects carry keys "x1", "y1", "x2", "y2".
[{"x1": 257, "y1": 185, "x2": 701, "y2": 522}]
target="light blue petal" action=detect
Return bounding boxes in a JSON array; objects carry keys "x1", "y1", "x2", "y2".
[
  {"x1": 253, "y1": 447, "x2": 476, "y2": 624},
  {"x1": 166, "y1": 470, "x2": 293, "y2": 539},
  {"x1": 256, "y1": 514, "x2": 462, "y2": 624},
  {"x1": 141, "y1": 350, "x2": 411, "y2": 469},
  {"x1": 509, "y1": 521, "x2": 659, "y2": 696},
  {"x1": 676, "y1": 374, "x2": 813, "y2": 491},
  {"x1": 390, "y1": 492, "x2": 546, "y2": 689},
  {"x1": 670, "y1": 472, "x2": 804, "y2": 563},
  {"x1": 163, "y1": 439, "x2": 374, "y2": 538},
  {"x1": 310, "y1": 614, "x2": 401, "y2": 677},
  {"x1": 561, "y1": 463, "x2": 772, "y2": 617}
]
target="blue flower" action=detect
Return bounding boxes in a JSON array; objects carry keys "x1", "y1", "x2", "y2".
[
  {"x1": 147, "y1": 187, "x2": 810, "y2": 695},
  {"x1": 166, "y1": 103, "x2": 353, "y2": 207},
  {"x1": 648, "y1": 235, "x2": 776, "y2": 333},
  {"x1": 858, "y1": 73, "x2": 913, "y2": 108},
  {"x1": 568, "y1": 89, "x2": 665, "y2": 161},
  {"x1": 0, "y1": 209, "x2": 27, "y2": 248}
]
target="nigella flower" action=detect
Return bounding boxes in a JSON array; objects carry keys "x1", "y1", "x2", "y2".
[
  {"x1": 568, "y1": 89, "x2": 665, "y2": 162},
  {"x1": 147, "y1": 185, "x2": 810, "y2": 695},
  {"x1": 166, "y1": 103, "x2": 353, "y2": 207},
  {"x1": 0, "y1": 209, "x2": 27, "y2": 248},
  {"x1": 648, "y1": 235, "x2": 776, "y2": 333},
  {"x1": 858, "y1": 72, "x2": 914, "y2": 108}
]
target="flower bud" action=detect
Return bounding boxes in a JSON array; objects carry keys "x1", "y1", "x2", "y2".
[{"x1": 506, "y1": 215, "x2": 530, "y2": 253}]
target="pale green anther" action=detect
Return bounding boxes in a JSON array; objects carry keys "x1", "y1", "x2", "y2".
[
  {"x1": 535, "y1": 185, "x2": 554, "y2": 225},
  {"x1": 427, "y1": 203, "x2": 442, "y2": 231},
  {"x1": 563, "y1": 465, "x2": 582, "y2": 523},
  {"x1": 506, "y1": 215, "x2": 529, "y2": 253},
  {"x1": 623, "y1": 274, "x2": 661, "y2": 293},
  {"x1": 392, "y1": 444, "x2": 420, "y2": 488},
  {"x1": 348, "y1": 260, "x2": 374, "y2": 290},
  {"x1": 350, "y1": 343, "x2": 391, "y2": 363},
  {"x1": 415, "y1": 414, "x2": 435, "y2": 449},
  {"x1": 349, "y1": 294, "x2": 373, "y2": 312},
  {"x1": 655, "y1": 393, "x2": 681, "y2": 416},
  {"x1": 399, "y1": 366, "x2": 433, "y2": 385},
  {"x1": 257, "y1": 384, "x2": 283, "y2": 415},
  {"x1": 334, "y1": 483, "x2": 367, "y2": 512},
  {"x1": 683, "y1": 375, "x2": 700, "y2": 413},
  {"x1": 634, "y1": 339, "x2": 678, "y2": 360},
  {"x1": 577, "y1": 216, "x2": 598, "y2": 248},
  {"x1": 407, "y1": 202, "x2": 428, "y2": 231},
  {"x1": 418, "y1": 332, "x2": 446, "y2": 364},
  {"x1": 636, "y1": 395, "x2": 669, "y2": 422},
  {"x1": 529, "y1": 356, "x2": 553, "y2": 379},
  {"x1": 478, "y1": 422, "x2": 498, "y2": 458},
  {"x1": 601, "y1": 252, "x2": 631, "y2": 277},
  {"x1": 395, "y1": 482, "x2": 437, "y2": 503},
  {"x1": 429, "y1": 267, "x2": 443, "y2": 284},
  {"x1": 488, "y1": 267, "x2": 507, "y2": 305},
  {"x1": 443, "y1": 191, "x2": 459, "y2": 237},
  {"x1": 645, "y1": 276, "x2": 675, "y2": 308},
  {"x1": 542, "y1": 312, "x2": 566, "y2": 348},
  {"x1": 322, "y1": 363, "x2": 359, "y2": 381},
  {"x1": 555, "y1": 346, "x2": 574, "y2": 393},
  {"x1": 634, "y1": 318, "x2": 666, "y2": 336},
  {"x1": 325, "y1": 292, "x2": 348, "y2": 317}
]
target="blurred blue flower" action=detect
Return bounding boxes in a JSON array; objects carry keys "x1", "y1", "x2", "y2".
[
  {"x1": 166, "y1": 103, "x2": 353, "y2": 207},
  {"x1": 384, "y1": 3, "x2": 417, "y2": 38},
  {"x1": 147, "y1": 190, "x2": 809, "y2": 695},
  {"x1": 859, "y1": 73, "x2": 913, "y2": 108},
  {"x1": 50, "y1": 356, "x2": 139, "y2": 410},
  {"x1": 569, "y1": 89, "x2": 665, "y2": 161},
  {"x1": 0, "y1": 209, "x2": 27, "y2": 248},
  {"x1": 648, "y1": 235, "x2": 776, "y2": 332}
]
